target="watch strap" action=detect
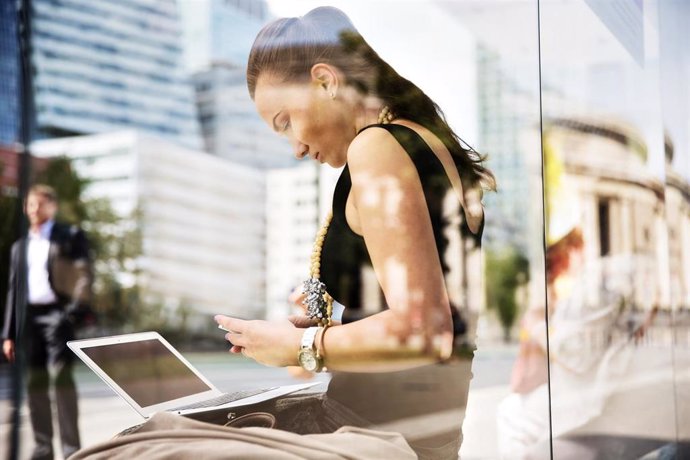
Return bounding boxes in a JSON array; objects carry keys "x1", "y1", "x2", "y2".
[{"x1": 301, "y1": 327, "x2": 319, "y2": 349}]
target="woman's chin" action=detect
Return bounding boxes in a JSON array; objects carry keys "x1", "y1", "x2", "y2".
[{"x1": 327, "y1": 158, "x2": 346, "y2": 168}]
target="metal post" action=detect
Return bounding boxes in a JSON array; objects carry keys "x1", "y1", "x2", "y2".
[{"x1": 8, "y1": 0, "x2": 34, "y2": 458}]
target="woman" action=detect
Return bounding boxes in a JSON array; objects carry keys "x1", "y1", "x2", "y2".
[{"x1": 215, "y1": 6, "x2": 495, "y2": 459}]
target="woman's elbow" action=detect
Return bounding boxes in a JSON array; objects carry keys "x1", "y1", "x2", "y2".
[{"x1": 391, "y1": 309, "x2": 454, "y2": 362}]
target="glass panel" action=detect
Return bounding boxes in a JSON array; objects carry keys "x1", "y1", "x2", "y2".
[
  {"x1": 2, "y1": 1, "x2": 545, "y2": 459},
  {"x1": 659, "y1": 2, "x2": 690, "y2": 458},
  {"x1": 429, "y1": 3, "x2": 549, "y2": 459},
  {"x1": 540, "y1": 0, "x2": 681, "y2": 457}
]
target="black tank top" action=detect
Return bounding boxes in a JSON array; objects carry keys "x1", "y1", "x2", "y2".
[{"x1": 320, "y1": 123, "x2": 484, "y2": 324}]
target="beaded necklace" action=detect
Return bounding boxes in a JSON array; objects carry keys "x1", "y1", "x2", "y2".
[{"x1": 303, "y1": 106, "x2": 395, "y2": 325}]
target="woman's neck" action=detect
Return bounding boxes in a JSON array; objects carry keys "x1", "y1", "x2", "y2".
[{"x1": 353, "y1": 95, "x2": 387, "y2": 134}]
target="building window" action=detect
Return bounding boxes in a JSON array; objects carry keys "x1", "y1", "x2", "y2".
[{"x1": 598, "y1": 198, "x2": 610, "y2": 256}]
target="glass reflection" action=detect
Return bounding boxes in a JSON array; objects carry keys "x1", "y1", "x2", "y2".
[
  {"x1": 538, "y1": 0, "x2": 685, "y2": 458},
  {"x1": 660, "y1": 1, "x2": 690, "y2": 458}
]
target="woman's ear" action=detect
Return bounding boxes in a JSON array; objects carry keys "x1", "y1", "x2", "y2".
[{"x1": 310, "y1": 63, "x2": 339, "y2": 97}]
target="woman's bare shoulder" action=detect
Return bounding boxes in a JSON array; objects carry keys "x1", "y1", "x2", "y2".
[{"x1": 347, "y1": 125, "x2": 410, "y2": 174}]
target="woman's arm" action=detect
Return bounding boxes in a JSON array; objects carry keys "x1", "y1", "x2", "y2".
[
  {"x1": 217, "y1": 126, "x2": 454, "y2": 372},
  {"x1": 321, "y1": 126, "x2": 453, "y2": 371}
]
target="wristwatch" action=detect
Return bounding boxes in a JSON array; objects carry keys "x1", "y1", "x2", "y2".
[{"x1": 297, "y1": 327, "x2": 323, "y2": 372}]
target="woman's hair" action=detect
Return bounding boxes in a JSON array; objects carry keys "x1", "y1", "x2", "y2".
[{"x1": 247, "y1": 6, "x2": 496, "y2": 191}]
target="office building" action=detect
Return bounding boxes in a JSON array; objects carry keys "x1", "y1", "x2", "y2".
[
  {"x1": 178, "y1": 0, "x2": 269, "y2": 72},
  {"x1": 30, "y1": 0, "x2": 202, "y2": 149},
  {"x1": 192, "y1": 63, "x2": 294, "y2": 168},
  {"x1": 476, "y1": 45, "x2": 541, "y2": 255},
  {"x1": 0, "y1": 0, "x2": 20, "y2": 146},
  {"x1": 265, "y1": 163, "x2": 321, "y2": 320},
  {"x1": 31, "y1": 131, "x2": 266, "y2": 325}
]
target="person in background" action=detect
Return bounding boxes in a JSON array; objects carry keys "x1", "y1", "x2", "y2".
[{"x1": 2, "y1": 184, "x2": 92, "y2": 460}]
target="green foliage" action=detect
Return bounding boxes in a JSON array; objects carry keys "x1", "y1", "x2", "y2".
[
  {"x1": 125, "y1": 298, "x2": 194, "y2": 345},
  {"x1": 485, "y1": 246, "x2": 530, "y2": 342},
  {"x1": 34, "y1": 156, "x2": 89, "y2": 224},
  {"x1": 82, "y1": 198, "x2": 144, "y2": 331}
]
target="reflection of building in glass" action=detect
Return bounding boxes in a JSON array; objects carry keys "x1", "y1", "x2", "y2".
[
  {"x1": 32, "y1": 131, "x2": 266, "y2": 324},
  {"x1": 192, "y1": 63, "x2": 294, "y2": 168},
  {"x1": 0, "y1": 0, "x2": 19, "y2": 146},
  {"x1": 265, "y1": 164, "x2": 320, "y2": 320},
  {"x1": 30, "y1": 0, "x2": 202, "y2": 149},
  {"x1": 476, "y1": 45, "x2": 538, "y2": 255},
  {"x1": 179, "y1": 0, "x2": 317, "y2": 317},
  {"x1": 179, "y1": 0, "x2": 294, "y2": 168},
  {"x1": 178, "y1": 0, "x2": 269, "y2": 73},
  {"x1": 545, "y1": 117, "x2": 670, "y2": 311}
]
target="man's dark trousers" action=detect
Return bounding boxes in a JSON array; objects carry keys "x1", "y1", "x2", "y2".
[{"x1": 25, "y1": 303, "x2": 80, "y2": 460}]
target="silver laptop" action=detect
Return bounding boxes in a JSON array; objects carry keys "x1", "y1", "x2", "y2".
[{"x1": 67, "y1": 331, "x2": 319, "y2": 418}]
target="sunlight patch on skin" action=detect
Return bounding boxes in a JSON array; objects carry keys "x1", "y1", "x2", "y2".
[
  {"x1": 383, "y1": 256, "x2": 409, "y2": 310},
  {"x1": 356, "y1": 173, "x2": 407, "y2": 229},
  {"x1": 379, "y1": 258, "x2": 452, "y2": 359}
]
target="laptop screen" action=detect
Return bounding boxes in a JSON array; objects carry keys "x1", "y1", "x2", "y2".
[{"x1": 81, "y1": 338, "x2": 212, "y2": 407}]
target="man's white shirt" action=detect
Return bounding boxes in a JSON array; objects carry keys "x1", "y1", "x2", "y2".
[{"x1": 27, "y1": 220, "x2": 58, "y2": 305}]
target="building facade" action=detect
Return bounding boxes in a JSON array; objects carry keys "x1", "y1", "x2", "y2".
[
  {"x1": 545, "y1": 117, "x2": 682, "y2": 313},
  {"x1": 178, "y1": 0, "x2": 269, "y2": 73},
  {"x1": 476, "y1": 45, "x2": 539, "y2": 255},
  {"x1": 0, "y1": 0, "x2": 20, "y2": 146},
  {"x1": 192, "y1": 63, "x2": 294, "y2": 168},
  {"x1": 30, "y1": 0, "x2": 202, "y2": 149},
  {"x1": 31, "y1": 131, "x2": 266, "y2": 326},
  {"x1": 265, "y1": 163, "x2": 320, "y2": 320}
]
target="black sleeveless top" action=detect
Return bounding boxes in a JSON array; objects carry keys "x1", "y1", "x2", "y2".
[
  {"x1": 321, "y1": 123, "x2": 483, "y2": 325},
  {"x1": 319, "y1": 124, "x2": 484, "y2": 459}
]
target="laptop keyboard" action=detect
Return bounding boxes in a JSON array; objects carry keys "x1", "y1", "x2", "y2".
[{"x1": 171, "y1": 388, "x2": 277, "y2": 411}]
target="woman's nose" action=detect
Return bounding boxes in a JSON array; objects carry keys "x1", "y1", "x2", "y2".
[{"x1": 293, "y1": 141, "x2": 308, "y2": 160}]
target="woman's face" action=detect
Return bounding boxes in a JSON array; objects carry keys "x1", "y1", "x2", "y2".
[{"x1": 254, "y1": 73, "x2": 355, "y2": 168}]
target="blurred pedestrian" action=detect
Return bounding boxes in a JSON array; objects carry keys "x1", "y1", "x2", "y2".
[{"x1": 2, "y1": 184, "x2": 92, "y2": 460}]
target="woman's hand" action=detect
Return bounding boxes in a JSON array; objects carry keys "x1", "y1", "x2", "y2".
[
  {"x1": 214, "y1": 315, "x2": 302, "y2": 367},
  {"x1": 287, "y1": 284, "x2": 319, "y2": 328}
]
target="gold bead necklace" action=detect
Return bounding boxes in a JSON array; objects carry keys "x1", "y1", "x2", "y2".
[
  {"x1": 377, "y1": 106, "x2": 395, "y2": 124},
  {"x1": 303, "y1": 105, "x2": 395, "y2": 325}
]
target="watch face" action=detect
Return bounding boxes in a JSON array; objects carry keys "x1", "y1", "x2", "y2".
[{"x1": 298, "y1": 349, "x2": 319, "y2": 372}]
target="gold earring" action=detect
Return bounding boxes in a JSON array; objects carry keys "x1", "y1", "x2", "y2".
[{"x1": 330, "y1": 92, "x2": 335, "y2": 99}]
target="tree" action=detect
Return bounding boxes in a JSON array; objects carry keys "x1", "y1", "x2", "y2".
[
  {"x1": 485, "y1": 246, "x2": 530, "y2": 342},
  {"x1": 34, "y1": 156, "x2": 88, "y2": 225},
  {"x1": 82, "y1": 198, "x2": 143, "y2": 331}
]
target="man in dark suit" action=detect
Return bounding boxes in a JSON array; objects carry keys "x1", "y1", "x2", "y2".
[{"x1": 2, "y1": 184, "x2": 92, "y2": 460}]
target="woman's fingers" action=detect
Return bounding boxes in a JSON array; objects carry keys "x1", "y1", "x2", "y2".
[
  {"x1": 288, "y1": 286, "x2": 307, "y2": 313},
  {"x1": 213, "y1": 316, "x2": 299, "y2": 367},
  {"x1": 225, "y1": 332, "x2": 247, "y2": 349},
  {"x1": 215, "y1": 315, "x2": 250, "y2": 354},
  {"x1": 215, "y1": 315, "x2": 246, "y2": 333},
  {"x1": 288, "y1": 315, "x2": 318, "y2": 328}
]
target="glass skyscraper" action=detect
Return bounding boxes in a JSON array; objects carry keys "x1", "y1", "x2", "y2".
[
  {"x1": 30, "y1": 0, "x2": 202, "y2": 149},
  {"x1": 178, "y1": 0, "x2": 269, "y2": 72},
  {"x1": 0, "y1": 0, "x2": 20, "y2": 146}
]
